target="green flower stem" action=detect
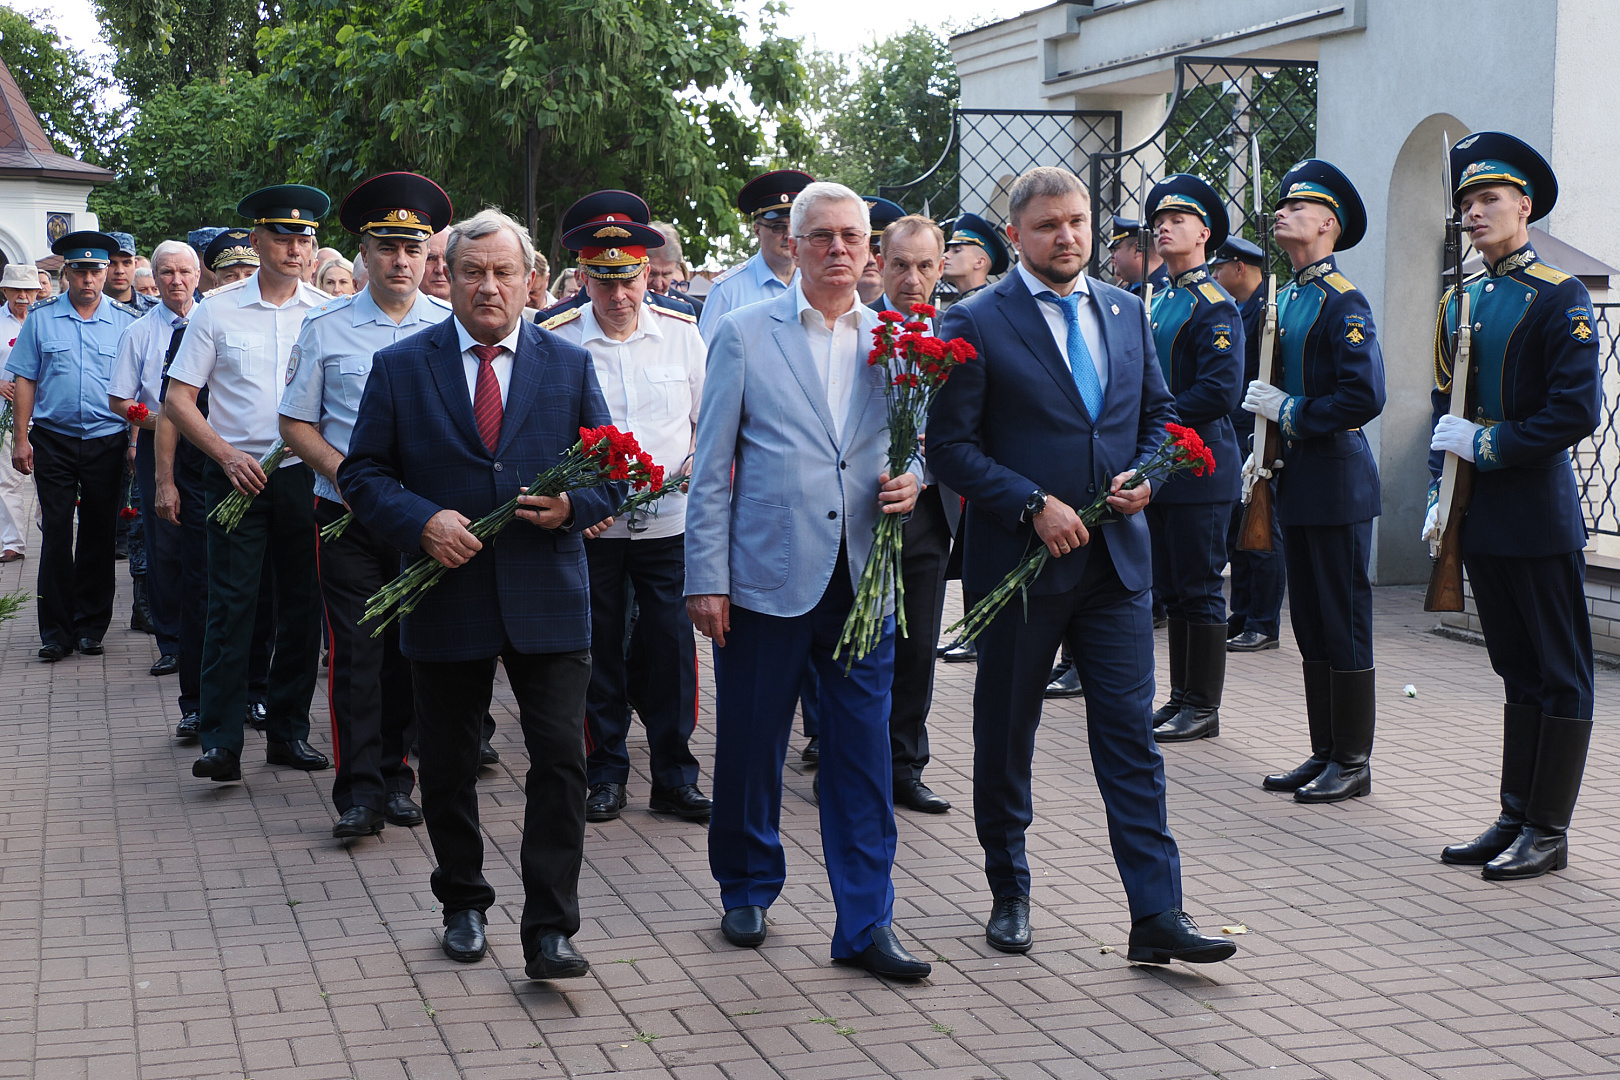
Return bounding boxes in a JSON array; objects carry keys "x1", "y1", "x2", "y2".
[
  {"x1": 209, "y1": 440, "x2": 290, "y2": 533},
  {"x1": 319, "y1": 511, "x2": 354, "y2": 542}
]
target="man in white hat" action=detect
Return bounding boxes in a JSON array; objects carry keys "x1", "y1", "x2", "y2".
[{"x1": 0, "y1": 263, "x2": 40, "y2": 563}]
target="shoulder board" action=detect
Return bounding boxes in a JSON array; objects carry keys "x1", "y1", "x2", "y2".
[
  {"x1": 27, "y1": 295, "x2": 57, "y2": 312},
  {"x1": 540, "y1": 307, "x2": 584, "y2": 331},
  {"x1": 305, "y1": 294, "x2": 356, "y2": 321},
  {"x1": 1525, "y1": 262, "x2": 1572, "y2": 285},
  {"x1": 109, "y1": 298, "x2": 143, "y2": 317},
  {"x1": 425, "y1": 293, "x2": 452, "y2": 310},
  {"x1": 1196, "y1": 282, "x2": 1224, "y2": 305},
  {"x1": 653, "y1": 305, "x2": 697, "y2": 323},
  {"x1": 1322, "y1": 272, "x2": 1356, "y2": 294},
  {"x1": 203, "y1": 278, "x2": 251, "y2": 299},
  {"x1": 711, "y1": 258, "x2": 751, "y2": 286}
]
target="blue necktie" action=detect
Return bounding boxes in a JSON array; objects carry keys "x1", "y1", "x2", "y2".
[{"x1": 1039, "y1": 290, "x2": 1103, "y2": 418}]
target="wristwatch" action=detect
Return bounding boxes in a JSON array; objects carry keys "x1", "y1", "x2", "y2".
[{"x1": 1024, "y1": 489, "x2": 1048, "y2": 520}]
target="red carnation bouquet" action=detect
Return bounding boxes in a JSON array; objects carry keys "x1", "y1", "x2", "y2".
[
  {"x1": 125, "y1": 402, "x2": 149, "y2": 423},
  {"x1": 945, "y1": 423, "x2": 1216, "y2": 647},
  {"x1": 362, "y1": 425, "x2": 653, "y2": 634},
  {"x1": 835, "y1": 304, "x2": 976, "y2": 668}
]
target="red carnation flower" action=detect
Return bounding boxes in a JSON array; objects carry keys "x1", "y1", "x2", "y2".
[
  {"x1": 903, "y1": 320, "x2": 928, "y2": 333},
  {"x1": 910, "y1": 302, "x2": 937, "y2": 319},
  {"x1": 126, "y1": 402, "x2": 150, "y2": 422},
  {"x1": 119, "y1": 506, "x2": 138, "y2": 520},
  {"x1": 878, "y1": 310, "x2": 904, "y2": 323}
]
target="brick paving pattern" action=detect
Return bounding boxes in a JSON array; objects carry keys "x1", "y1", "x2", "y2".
[{"x1": 2, "y1": 495, "x2": 1619, "y2": 1079}]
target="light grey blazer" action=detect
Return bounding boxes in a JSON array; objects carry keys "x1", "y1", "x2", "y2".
[{"x1": 685, "y1": 288, "x2": 901, "y2": 619}]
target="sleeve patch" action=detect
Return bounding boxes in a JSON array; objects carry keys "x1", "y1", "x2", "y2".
[
  {"x1": 1344, "y1": 314, "x2": 1368, "y2": 347},
  {"x1": 284, "y1": 343, "x2": 300, "y2": 386},
  {"x1": 1211, "y1": 323, "x2": 1233, "y2": 353},
  {"x1": 1568, "y1": 307, "x2": 1595, "y2": 343}
]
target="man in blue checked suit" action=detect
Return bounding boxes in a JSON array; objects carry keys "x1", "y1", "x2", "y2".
[
  {"x1": 339, "y1": 209, "x2": 624, "y2": 983},
  {"x1": 929, "y1": 166, "x2": 1235, "y2": 967}
]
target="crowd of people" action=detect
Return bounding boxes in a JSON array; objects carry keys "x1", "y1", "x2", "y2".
[{"x1": 0, "y1": 127, "x2": 1600, "y2": 987}]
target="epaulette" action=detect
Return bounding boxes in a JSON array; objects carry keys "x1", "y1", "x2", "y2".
[
  {"x1": 424, "y1": 293, "x2": 452, "y2": 311},
  {"x1": 203, "y1": 278, "x2": 251, "y2": 299},
  {"x1": 540, "y1": 307, "x2": 584, "y2": 331},
  {"x1": 1322, "y1": 271, "x2": 1356, "y2": 294},
  {"x1": 653, "y1": 305, "x2": 698, "y2": 323},
  {"x1": 304, "y1": 294, "x2": 356, "y2": 321},
  {"x1": 711, "y1": 259, "x2": 750, "y2": 286},
  {"x1": 109, "y1": 298, "x2": 143, "y2": 317},
  {"x1": 27, "y1": 295, "x2": 57, "y2": 312},
  {"x1": 1525, "y1": 262, "x2": 1572, "y2": 286},
  {"x1": 1196, "y1": 282, "x2": 1224, "y2": 305}
]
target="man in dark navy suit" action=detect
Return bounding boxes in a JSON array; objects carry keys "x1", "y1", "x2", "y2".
[
  {"x1": 339, "y1": 209, "x2": 625, "y2": 982},
  {"x1": 930, "y1": 166, "x2": 1235, "y2": 966}
]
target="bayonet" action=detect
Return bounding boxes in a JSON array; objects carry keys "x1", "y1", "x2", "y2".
[{"x1": 1237, "y1": 135, "x2": 1282, "y2": 550}]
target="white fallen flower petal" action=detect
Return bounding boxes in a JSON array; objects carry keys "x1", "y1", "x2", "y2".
[
  {"x1": 1221, "y1": 924, "x2": 1249, "y2": 935},
  {"x1": 1403, "y1": 684, "x2": 1417, "y2": 697}
]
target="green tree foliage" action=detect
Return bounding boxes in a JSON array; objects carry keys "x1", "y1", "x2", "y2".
[
  {"x1": 258, "y1": 0, "x2": 810, "y2": 263},
  {"x1": 0, "y1": 5, "x2": 112, "y2": 162},
  {"x1": 91, "y1": 0, "x2": 279, "y2": 101}
]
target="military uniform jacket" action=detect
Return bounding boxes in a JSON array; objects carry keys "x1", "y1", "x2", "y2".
[
  {"x1": 1129, "y1": 262, "x2": 1171, "y2": 300},
  {"x1": 1149, "y1": 265, "x2": 1243, "y2": 503},
  {"x1": 1270, "y1": 255, "x2": 1385, "y2": 526},
  {"x1": 1229, "y1": 287, "x2": 1264, "y2": 445},
  {"x1": 1428, "y1": 243, "x2": 1600, "y2": 557}
]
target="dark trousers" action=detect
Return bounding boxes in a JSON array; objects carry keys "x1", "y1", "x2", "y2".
[
  {"x1": 198, "y1": 461, "x2": 320, "y2": 754},
  {"x1": 1283, "y1": 520, "x2": 1374, "y2": 670},
  {"x1": 1146, "y1": 499, "x2": 1233, "y2": 625},
  {"x1": 890, "y1": 484, "x2": 951, "y2": 781},
  {"x1": 1465, "y1": 550, "x2": 1594, "y2": 720},
  {"x1": 135, "y1": 431, "x2": 180, "y2": 655},
  {"x1": 583, "y1": 533, "x2": 699, "y2": 789},
  {"x1": 1225, "y1": 483, "x2": 1286, "y2": 638},
  {"x1": 709, "y1": 548, "x2": 898, "y2": 958},
  {"x1": 972, "y1": 531, "x2": 1181, "y2": 920},
  {"x1": 30, "y1": 426, "x2": 125, "y2": 647},
  {"x1": 412, "y1": 646, "x2": 590, "y2": 958},
  {"x1": 315, "y1": 498, "x2": 416, "y2": 812}
]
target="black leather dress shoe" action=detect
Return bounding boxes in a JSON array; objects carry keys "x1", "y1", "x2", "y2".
[
  {"x1": 585, "y1": 782, "x2": 627, "y2": 822},
  {"x1": 479, "y1": 738, "x2": 500, "y2": 766},
  {"x1": 76, "y1": 638, "x2": 103, "y2": 656},
  {"x1": 383, "y1": 793, "x2": 424, "y2": 827},
  {"x1": 834, "y1": 926, "x2": 931, "y2": 980},
  {"x1": 149, "y1": 653, "x2": 179, "y2": 676},
  {"x1": 525, "y1": 932, "x2": 590, "y2": 979},
  {"x1": 986, "y1": 895, "x2": 1032, "y2": 953},
  {"x1": 266, "y1": 739, "x2": 330, "y2": 770},
  {"x1": 720, "y1": 905, "x2": 767, "y2": 947},
  {"x1": 940, "y1": 639, "x2": 977, "y2": 663},
  {"x1": 38, "y1": 643, "x2": 70, "y2": 661},
  {"x1": 800, "y1": 735, "x2": 820, "y2": 766},
  {"x1": 650, "y1": 784, "x2": 712, "y2": 822},
  {"x1": 175, "y1": 712, "x2": 201, "y2": 740},
  {"x1": 441, "y1": 909, "x2": 487, "y2": 962},
  {"x1": 332, "y1": 805, "x2": 385, "y2": 838},
  {"x1": 895, "y1": 778, "x2": 951, "y2": 814},
  {"x1": 1226, "y1": 630, "x2": 1280, "y2": 652},
  {"x1": 1126, "y1": 909, "x2": 1237, "y2": 965},
  {"x1": 1044, "y1": 664, "x2": 1084, "y2": 698},
  {"x1": 246, "y1": 703, "x2": 267, "y2": 731},
  {"x1": 192, "y1": 747, "x2": 242, "y2": 782}
]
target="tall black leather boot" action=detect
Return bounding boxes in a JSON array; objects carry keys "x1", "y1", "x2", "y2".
[
  {"x1": 1149, "y1": 618, "x2": 1188, "y2": 727},
  {"x1": 1483, "y1": 715, "x2": 1592, "y2": 880},
  {"x1": 130, "y1": 575, "x2": 156, "y2": 634},
  {"x1": 1441, "y1": 704, "x2": 1538, "y2": 865},
  {"x1": 1154, "y1": 623, "x2": 1225, "y2": 741},
  {"x1": 1262, "y1": 661, "x2": 1332, "y2": 791},
  {"x1": 1295, "y1": 667, "x2": 1374, "y2": 803}
]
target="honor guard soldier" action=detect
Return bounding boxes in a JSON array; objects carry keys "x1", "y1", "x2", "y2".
[
  {"x1": 696, "y1": 169, "x2": 813, "y2": 339},
  {"x1": 1108, "y1": 216, "x2": 1169, "y2": 298},
  {"x1": 165, "y1": 184, "x2": 335, "y2": 783},
  {"x1": 1211, "y1": 236, "x2": 1286, "y2": 652},
  {"x1": 532, "y1": 192, "x2": 695, "y2": 325},
  {"x1": 1427, "y1": 134, "x2": 1600, "y2": 880},
  {"x1": 540, "y1": 190, "x2": 712, "y2": 825},
  {"x1": 939, "y1": 212, "x2": 1008, "y2": 309},
  {"x1": 1243, "y1": 160, "x2": 1385, "y2": 803},
  {"x1": 5, "y1": 231, "x2": 141, "y2": 659},
  {"x1": 280, "y1": 173, "x2": 456, "y2": 837},
  {"x1": 1141, "y1": 176, "x2": 1245, "y2": 743}
]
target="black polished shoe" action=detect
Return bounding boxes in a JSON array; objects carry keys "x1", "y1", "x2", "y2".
[
  {"x1": 246, "y1": 702, "x2": 267, "y2": 731},
  {"x1": 76, "y1": 637, "x2": 103, "y2": 656},
  {"x1": 192, "y1": 747, "x2": 242, "y2": 782},
  {"x1": 585, "y1": 782, "x2": 627, "y2": 822},
  {"x1": 895, "y1": 778, "x2": 951, "y2": 814},
  {"x1": 833, "y1": 926, "x2": 931, "y2": 980},
  {"x1": 940, "y1": 639, "x2": 977, "y2": 663},
  {"x1": 800, "y1": 735, "x2": 820, "y2": 766},
  {"x1": 720, "y1": 905, "x2": 767, "y2": 947},
  {"x1": 985, "y1": 894, "x2": 1032, "y2": 954},
  {"x1": 383, "y1": 793, "x2": 424, "y2": 827},
  {"x1": 1483, "y1": 826, "x2": 1569, "y2": 880},
  {"x1": 149, "y1": 653, "x2": 179, "y2": 676},
  {"x1": 332, "y1": 805, "x2": 384, "y2": 838},
  {"x1": 526, "y1": 932, "x2": 590, "y2": 979},
  {"x1": 650, "y1": 784, "x2": 712, "y2": 822},
  {"x1": 1044, "y1": 665, "x2": 1084, "y2": 698},
  {"x1": 266, "y1": 739, "x2": 330, "y2": 771},
  {"x1": 1226, "y1": 630, "x2": 1279, "y2": 652},
  {"x1": 1127, "y1": 909, "x2": 1237, "y2": 965},
  {"x1": 38, "y1": 643, "x2": 71, "y2": 662},
  {"x1": 441, "y1": 909, "x2": 487, "y2": 962},
  {"x1": 175, "y1": 711, "x2": 201, "y2": 740},
  {"x1": 479, "y1": 738, "x2": 500, "y2": 766}
]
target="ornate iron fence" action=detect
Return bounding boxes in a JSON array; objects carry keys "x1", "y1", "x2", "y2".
[{"x1": 1574, "y1": 303, "x2": 1620, "y2": 535}]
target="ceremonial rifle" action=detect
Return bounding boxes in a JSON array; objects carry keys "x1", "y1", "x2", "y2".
[
  {"x1": 1138, "y1": 166, "x2": 1155, "y2": 308},
  {"x1": 1237, "y1": 135, "x2": 1282, "y2": 551},
  {"x1": 1424, "y1": 132, "x2": 1476, "y2": 612}
]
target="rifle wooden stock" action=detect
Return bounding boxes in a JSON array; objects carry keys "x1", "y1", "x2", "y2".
[
  {"x1": 1424, "y1": 290, "x2": 1475, "y2": 613},
  {"x1": 1236, "y1": 466, "x2": 1275, "y2": 551}
]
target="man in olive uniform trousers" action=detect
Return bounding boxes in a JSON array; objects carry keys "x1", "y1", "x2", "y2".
[
  {"x1": 1427, "y1": 134, "x2": 1600, "y2": 880},
  {"x1": 1242, "y1": 160, "x2": 1385, "y2": 803},
  {"x1": 697, "y1": 170, "x2": 812, "y2": 339},
  {"x1": 1141, "y1": 176, "x2": 1244, "y2": 744},
  {"x1": 165, "y1": 185, "x2": 334, "y2": 782},
  {"x1": 281, "y1": 173, "x2": 455, "y2": 836}
]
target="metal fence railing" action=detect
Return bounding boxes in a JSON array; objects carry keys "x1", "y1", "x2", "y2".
[{"x1": 1574, "y1": 303, "x2": 1620, "y2": 536}]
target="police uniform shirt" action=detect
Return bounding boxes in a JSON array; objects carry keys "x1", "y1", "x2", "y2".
[
  {"x1": 4, "y1": 293, "x2": 138, "y2": 440},
  {"x1": 544, "y1": 300, "x2": 704, "y2": 539},
  {"x1": 696, "y1": 252, "x2": 797, "y2": 339},
  {"x1": 167, "y1": 274, "x2": 329, "y2": 461},
  {"x1": 1014, "y1": 262, "x2": 1107, "y2": 397},
  {"x1": 278, "y1": 288, "x2": 452, "y2": 503},
  {"x1": 109, "y1": 300, "x2": 190, "y2": 411}
]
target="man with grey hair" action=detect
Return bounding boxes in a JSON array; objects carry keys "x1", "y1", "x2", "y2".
[
  {"x1": 646, "y1": 221, "x2": 703, "y2": 317},
  {"x1": 340, "y1": 205, "x2": 624, "y2": 981},
  {"x1": 0, "y1": 262, "x2": 40, "y2": 564}
]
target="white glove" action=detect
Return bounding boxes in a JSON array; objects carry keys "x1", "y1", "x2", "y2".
[
  {"x1": 1241, "y1": 451, "x2": 1255, "y2": 475},
  {"x1": 1243, "y1": 380, "x2": 1288, "y2": 422},
  {"x1": 1421, "y1": 503, "x2": 1440, "y2": 542},
  {"x1": 1430, "y1": 413, "x2": 1482, "y2": 462}
]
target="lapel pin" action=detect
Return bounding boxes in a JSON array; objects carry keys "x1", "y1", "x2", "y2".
[{"x1": 1111, "y1": 304, "x2": 1120, "y2": 315}]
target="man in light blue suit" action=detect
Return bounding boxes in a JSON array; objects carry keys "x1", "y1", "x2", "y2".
[{"x1": 685, "y1": 181, "x2": 930, "y2": 980}]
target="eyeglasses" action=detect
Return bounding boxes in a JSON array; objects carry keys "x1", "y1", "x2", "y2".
[
  {"x1": 757, "y1": 220, "x2": 790, "y2": 235},
  {"x1": 794, "y1": 230, "x2": 871, "y2": 250}
]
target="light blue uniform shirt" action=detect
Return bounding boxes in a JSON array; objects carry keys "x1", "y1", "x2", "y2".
[
  {"x1": 278, "y1": 287, "x2": 452, "y2": 502},
  {"x1": 5, "y1": 293, "x2": 139, "y2": 440},
  {"x1": 108, "y1": 300, "x2": 191, "y2": 410},
  {"x1": 697, "y1": 251, "x2": 796, "y2": 340}
]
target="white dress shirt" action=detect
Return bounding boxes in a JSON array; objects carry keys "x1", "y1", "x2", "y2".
[
  {"x1": 1016, "y1": 262, "x2": 1108, "y2": 398},
  {"x1": 452, "y1": 317, "x2": 519, "y2": 408},
  {"x1": 0, "y1": 309, "x2": 22, "y2": 378},
  {"x1": 794, "y1": 283, "x2": 863, "y2": 445},
  {"x1": 109, "y1": 299, "x2": 190, "y2": 410}
]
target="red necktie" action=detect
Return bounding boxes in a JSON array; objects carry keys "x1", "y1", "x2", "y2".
[{"x1": 470, "y1": 343, "x2": 504, "y2": 453}]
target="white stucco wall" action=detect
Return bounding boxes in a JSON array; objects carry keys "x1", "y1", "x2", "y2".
[{"x1": 0, "y1": 179, "x2": 100, "y2": 266}]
